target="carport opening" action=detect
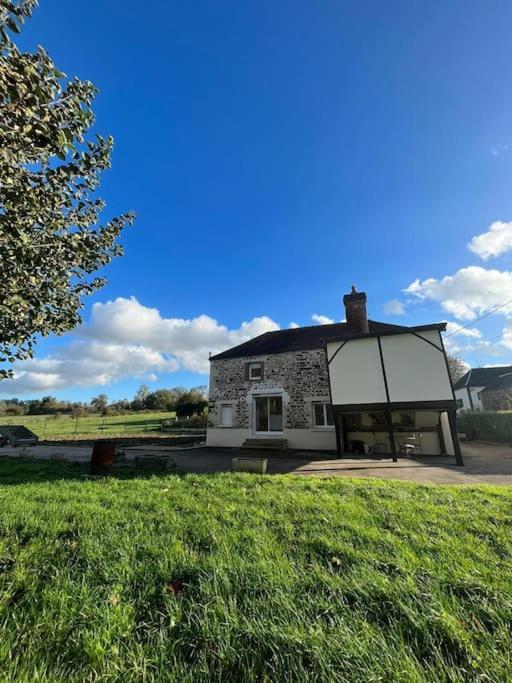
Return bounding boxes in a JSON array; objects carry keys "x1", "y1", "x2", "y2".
[{"x1": 338, "y1": 410, "x2": 453, "y2": 457}]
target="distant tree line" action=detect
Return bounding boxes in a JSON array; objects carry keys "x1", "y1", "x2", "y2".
[{"x1": 0, "y1": 385, "x2": 208, "y2": 417}]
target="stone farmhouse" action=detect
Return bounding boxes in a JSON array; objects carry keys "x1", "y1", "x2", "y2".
[{"x1": 207, "y1": 287, "x2": 462, "y2": 464}]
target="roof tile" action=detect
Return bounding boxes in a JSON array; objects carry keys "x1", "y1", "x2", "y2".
[
  {"x1": 453, "y1": 366, "x2": 512, "y2": 391},
  {"x1": 211, "y1": 319, "x2": 443, "y2": 361}
]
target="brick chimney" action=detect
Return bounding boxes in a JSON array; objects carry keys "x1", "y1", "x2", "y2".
[{"x1": 343, "y1": 286, "x2": 369, "y2": 334}]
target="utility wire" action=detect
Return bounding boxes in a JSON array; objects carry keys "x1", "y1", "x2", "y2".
[
  {"x1": 444, "y1": 297, "x2": 512, "y2": 338},
  {"x1": 484, "y1": 331, "x2": 505, "y2": 344}
]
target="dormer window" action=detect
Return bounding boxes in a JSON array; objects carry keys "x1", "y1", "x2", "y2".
[{"x1": 247, "y1": 362, "x2": 263, "y2": 381}]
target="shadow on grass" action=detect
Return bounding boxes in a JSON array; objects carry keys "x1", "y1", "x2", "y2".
[
  {"x1": 41, "y1": 435, "x2": 206, "y2": 447},
  {"x1": 3, "y1": 445, "x2": 505, "y2": 486},
  {"x1": 0, "y1": 458, "x2": 180, "y2": 486}
]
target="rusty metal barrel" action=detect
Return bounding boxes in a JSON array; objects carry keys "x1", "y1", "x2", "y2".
[{"x1": 90, "y1": 440, "x2": 116, "y2": 475}]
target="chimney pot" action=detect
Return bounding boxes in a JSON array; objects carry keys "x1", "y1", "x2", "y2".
[{"x1": 343, "y1": 286, "x2": 369, "y2": 334}]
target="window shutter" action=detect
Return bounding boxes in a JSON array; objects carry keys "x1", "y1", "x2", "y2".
[{"x1": 221, "y1": 404, "x2": 233, "y2": 427}]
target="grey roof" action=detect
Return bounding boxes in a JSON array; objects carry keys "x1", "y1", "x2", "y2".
[
  {"x1": 210, "y1": 319, "x2": 446, "y2": 361},
  {"x1": 453, "y1": 366, "x2": 512, "y2": 391},
  {"x1": 480, "y1": 371, "x2": 512, "y2": 394}
]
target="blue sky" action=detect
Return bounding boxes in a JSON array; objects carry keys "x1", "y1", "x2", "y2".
[{"x1": 4, "y1": 0, "x2": 512, "y2": 401}]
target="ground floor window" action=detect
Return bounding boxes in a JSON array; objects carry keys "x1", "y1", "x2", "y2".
[
  {"x1": 220, "y1": 404, "x2": 233, "y2": 427},
  {"x1": 313, "y1": 402, "x2": 334, "y2": 428}
]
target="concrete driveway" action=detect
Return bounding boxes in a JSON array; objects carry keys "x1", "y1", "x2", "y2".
[
  {"x1": 2, "y1": 441, "x2": 512, "y2": 485},
  {"x1": 171, "y1": 441, "x2": 512, "y2": 485}
]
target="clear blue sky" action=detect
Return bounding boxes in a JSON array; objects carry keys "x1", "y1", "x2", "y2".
[{"x1": 5, "y1": 0, "x2": 512, "y2": 401}]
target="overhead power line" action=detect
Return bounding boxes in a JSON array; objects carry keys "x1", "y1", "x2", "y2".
[{"x1": 444, "y1": 297, "x2": 512, "y2": 338}]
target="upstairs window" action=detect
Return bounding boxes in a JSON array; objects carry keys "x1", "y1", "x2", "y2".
[
  {"x1": 313, "y1": 403, "x2": 334, "y2": 428},
  {"x1": 247, "y1": 362, "x2": 263, "y2": 381}
]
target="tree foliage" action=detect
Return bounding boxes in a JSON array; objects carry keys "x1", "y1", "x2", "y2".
[
  {"x1": 90, "y1": 394, "x2": 108, "y2": 413},
  {"x1": 0, "y1": 384, "x2": 210, "y2": 416},
  {"x1": 145, "y1": 389, "x2": 178, "y2": 412},
  {"x1": 175, "y1": 393, "x2": 208, "y2": 418},
  {"x1": 446, "y1": 354, "x2": 468, "y2": 384},
  {"x1": 131, "y1": 384, "x2": 151, "y2": 411},
  {"x1": 0, "y1": 1, "x2": 134, "y2": 378}
]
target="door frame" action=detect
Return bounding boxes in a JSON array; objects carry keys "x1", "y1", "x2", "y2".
[{"x1": 252, "y1": 393, "x2": 284, "y2": 436}]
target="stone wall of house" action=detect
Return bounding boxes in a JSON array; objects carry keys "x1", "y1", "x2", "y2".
[
  {"x1": 481, "y1": 389, "x2": 512, "y2": 412},
  {"x1": 207, "y1": 349, "x2": 331, "y2": 430}
]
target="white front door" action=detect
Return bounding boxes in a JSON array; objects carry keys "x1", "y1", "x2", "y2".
[{"x1": 254, "y1": 395, "x2": 283, "y2": 434}]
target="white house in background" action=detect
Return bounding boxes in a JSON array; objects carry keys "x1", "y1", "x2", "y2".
[
  {"x1": 454, "y1": 366, "x2": 512, "y2": 411},
  {"x1": 206, "y1": 287, "x2": 463, "y2": 465}
]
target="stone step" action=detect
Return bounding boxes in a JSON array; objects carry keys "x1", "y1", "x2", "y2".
[{"x1": 242, "y1": 438, "x2": 288, "y2": 451}]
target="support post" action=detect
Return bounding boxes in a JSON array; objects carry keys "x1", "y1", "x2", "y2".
[
  {"x1": 386, "y1": 410, "x2": 398, "y2": 463},
  {"x1": 448, "y1": 408, "x2": 464, "y2": 466},
  {"x1": 437, "y1": 414, "x2": 447, "y2": 455},
  {"x1": 467, "y1": 386, "x2": 474, "y2": 411},
  {"x1": 340, "y1": 414, "x2": 349, "y2": 456},
  {"x1": 334, "y1": 414, "x2": 342, "y2": 458}
]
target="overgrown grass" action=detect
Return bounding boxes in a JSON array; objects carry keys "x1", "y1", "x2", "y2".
[{"x1": 0, "y1": 460, "x2": 511, "y2": 681}]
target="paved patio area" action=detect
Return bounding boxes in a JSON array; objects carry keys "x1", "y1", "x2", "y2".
[
  {"x1": 2, "y1": 440, "x2": 512, "y2": 484},
  {"x1": 174, "y1": 442, "x2": 512, "y2": 485}
]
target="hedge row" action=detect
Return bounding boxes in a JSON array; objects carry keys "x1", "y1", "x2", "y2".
[{"x1": 457, "y1": 411, "x2": 512, "y2": 443}]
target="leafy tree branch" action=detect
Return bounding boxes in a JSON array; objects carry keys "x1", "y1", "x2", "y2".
[{"x1": 0, "y1": 0, "x2": 135, "y2": 378}]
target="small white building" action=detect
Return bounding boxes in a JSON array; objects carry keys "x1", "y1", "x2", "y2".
[
  {"x1": 454, "y1": 366, "x2": 512, "y2": 412},
  {"x1": 206, "y1": 287, "x2": 462, "y2": 464}
]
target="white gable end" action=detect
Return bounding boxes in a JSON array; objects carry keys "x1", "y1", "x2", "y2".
[{"x1": 327, "y1": 330, "x2": 453, "y2": 407}]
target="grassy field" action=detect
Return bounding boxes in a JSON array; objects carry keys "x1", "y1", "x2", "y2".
[
  {"x1": 0, "y1": 411, "x2": 200, "y2": 440},
  {"x1": 0, "y1": 460, "x2": 511, "y2": 681}
]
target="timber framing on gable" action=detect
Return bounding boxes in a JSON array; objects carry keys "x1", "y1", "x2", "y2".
[{"x1": 324, "y1": 331, "x2": 463, "y2": 466}]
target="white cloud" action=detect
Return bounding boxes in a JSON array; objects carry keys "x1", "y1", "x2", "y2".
[
  {"x1": 442, "y1": 322, "x2": 483, "y2": 356},
  {"x1": 468, "y1": 221, "x2": 512, "y2": 261},
  {"x1": 491, "y1": 144, "x2": 508, "y2": 156},
  {"x1": 383, "y1": 299, "x2": 405, "y2": 316},
  {"x1": 288, "y1": 322, "x2": 300, "y2": 329},
  {"x1": 404, "y1": 266, "x2": 512, "y2": 320},
  {"x1": 0, "y1": 297, "x2": 281, "y2": 394},
  {"x1": 501, "y1": 327, "x2": 512, "y2": 350},
  {"x1": 444, "y1": 322, "x2": 481, "y2": 339},
  {"x1": 4, "y1": 341, "x2": 179, "y2": 395},
  {"x1": 311, "y1": 313, "x2": 335, "y2": 325},
  {"x1": 81, "y1": 297, "x2": 280, "y2": 374},
  {"x1": 443, "y1": 337, "x2": 505, "y2": 358},
  {"x1": 83, "y1": 298, "x2": 278, "y2": 358}
]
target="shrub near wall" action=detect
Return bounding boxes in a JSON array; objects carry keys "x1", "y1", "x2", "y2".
[{"x1": 457, "y1": 411, "x2": 512, "y2": 442}]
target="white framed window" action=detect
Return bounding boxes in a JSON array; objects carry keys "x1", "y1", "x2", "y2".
[
  {"x1": 220, "y1": 404, "x2": 234, "y2": 427},
  {"x1": 248, "y1": 363, "x2": 263, "y2": 381},
  {"x1": 313, "y1": 402, "x2": 334, "y2": 428}
]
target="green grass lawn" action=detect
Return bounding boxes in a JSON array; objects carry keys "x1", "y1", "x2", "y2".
[
  {"x1": 0, "y1": 460, "x2": 511, "y2": 681},
  {"x1": 0, "y1": 411, "x2": 191, "y2": 440}
]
